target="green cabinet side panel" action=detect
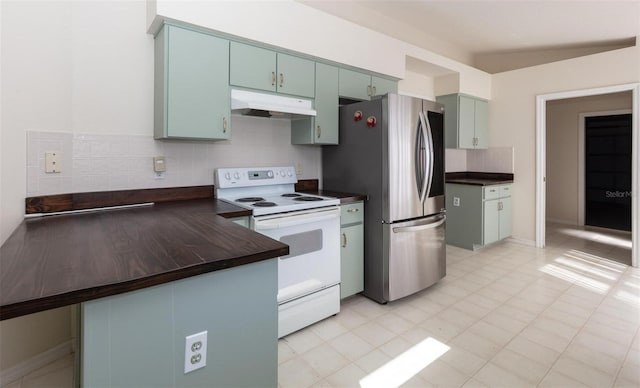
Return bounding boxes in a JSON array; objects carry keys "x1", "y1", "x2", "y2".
[
  {"x1": 445, "y1": 184, "x2": 483, "y2": 250},
  {"x1": 499, "y1": 196, "x2": 512, "y2": 240},
  {"x1": 159, "y1": 25, "x2": 230, "y2": 140},
  {"x1": 338, "y1": 68, "x2": 371, "y2": 101},
  {"x1": 229, "y1": 41, "x2": 277, "y2": 92},
  {"x1": 82, "y1": 259, "x2": 278, "y2": 388},
  {"x1": 483, "y1": 199, "x2": 500, "y2": 245},
  {"x1": 229, "y1": 216, "x2": 250, "y2": 228},
  {"x1": 340, "y1": 223, "x2": 364, "y2": 299},
  {"x1": 458, "y1": 95, "x2": 476, "y2": 149},
  {"x1": 436, "y1": 94, "x2": 459, "y2": 149},
  {"x1": 474, "y1": 99, "x2": 489, "y2": 149},
  {"x1": 371, "y1": 76, "x2": 397, "y2": 97},
  {"x1": 276, "y1": 53, "x2": 315, "y2": 98}
]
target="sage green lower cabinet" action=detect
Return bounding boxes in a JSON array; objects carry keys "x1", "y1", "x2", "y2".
[
  {"x1": 292, "y1": 63, "x2": 339, "y2": 145},
  {"x1": 446, "y1": 184, "x2": 512, "y2": 250},
  {"x1": 340, "y1": 202, "x2": 364, "y2": 299},
  {"x1": 154, "y1": 24, "x2": 230, "y2": 140},
  {"x1": 81, "y1": 259, "x2": 277, "y2": 388},
  {"x1": 228, "y1": 216, "x2": 250, "y2": 228}
]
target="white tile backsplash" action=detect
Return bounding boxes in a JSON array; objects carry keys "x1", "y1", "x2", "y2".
[
  {"x1": 467, "y1": 147, "x2": 514, "y2": 173},
  {"x1": 26, "y1": 116, "x2": 322, "y2": 196},
  {"x1": 445, "y1": 149, "x2": 468, "y2": 172}
]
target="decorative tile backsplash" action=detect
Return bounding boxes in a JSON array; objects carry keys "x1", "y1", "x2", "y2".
[
  {"x1": 26, "y1": 116, "x2": 321, "y2": 196},
  {"x1": 445, "y1": 147, "x2": 514, "y2": 173}
]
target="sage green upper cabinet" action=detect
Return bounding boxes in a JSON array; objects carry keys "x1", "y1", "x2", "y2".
[
  {"x1": 339, "y1": 68, "x2": 397, "y2": 101},
  {"x1": 292, "y1": 63, "x2": 339, "y2": 145},
  {"x1": 229, "y1": 42, "x2": 315, "y2": 98},
  {"x1": 154, "y1": 25, "x2": 230, "y2": 140},
  {"x1": 437, "y1": 93, "x2": 488, "y2": 149}
]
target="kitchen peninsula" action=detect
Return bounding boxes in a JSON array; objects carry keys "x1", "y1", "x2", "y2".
[{"x1": 0, "y1": 186, "x2": 288, "y2": 387}]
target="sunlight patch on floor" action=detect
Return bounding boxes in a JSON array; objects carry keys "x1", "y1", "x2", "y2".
[
  {"x1": 359, "y1": 337, "x2": 450, "y2": 388},
  {"x1": 553, "y1": 257, "x2": 619, "y2": 281},
  {"x1": 539, "y1": 263, "x2": 610, "y2": 294}
]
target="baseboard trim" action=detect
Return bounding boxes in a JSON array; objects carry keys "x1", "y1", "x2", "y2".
[
  {"x1": 507, "y1": 236, "x2": 537, "y2": 247},
  {"x1": 546, "y1": 218, "x2": 579, "y2": 226},
  {"x1": 0, "y1": 340, "x2": 73, "y2": 386}
]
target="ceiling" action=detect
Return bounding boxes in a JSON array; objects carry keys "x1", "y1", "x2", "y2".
[{"x1": 301, "y1": 0, "x2": 640, "y2": 73}]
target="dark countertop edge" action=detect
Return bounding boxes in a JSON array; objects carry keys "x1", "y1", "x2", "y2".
[
  {"x1": 0, "y1": 197, "x2": 282, "y2": 321},
  {"x1": 0, "y1": 247, "x2": 287, "y2": 321},
  {"x1": 300, "y1": 190, "x2": 368, "y2": 204},
  {"x1": 446, "y1": 172, "x2": 514, "y2": 186}
]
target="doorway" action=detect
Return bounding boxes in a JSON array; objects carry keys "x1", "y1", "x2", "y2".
[
  {"x1": 536, "y1": 83, "x2": 640, "y2": 268},
  {"x1": 584, "y1": 113, "x2": 632, "y2": 231}
]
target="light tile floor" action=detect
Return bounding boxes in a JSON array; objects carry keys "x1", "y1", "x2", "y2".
[
  {"x1": 279, "y1": 224, "x2": 639, "y2": 387},
  {"x1": 4, "y1": 224, "x2": 637, "y2": 388}
]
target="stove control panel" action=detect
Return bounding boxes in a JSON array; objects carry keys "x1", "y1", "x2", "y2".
[{"x1": 215, "y1": 166, "x2": 297, "y2": 188}]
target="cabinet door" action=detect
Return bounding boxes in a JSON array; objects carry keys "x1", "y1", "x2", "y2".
[
  {"x1": 314, "y1": 63, "x2": 339, "y2": 144},
  {"x1": 458, "y1": 95, "x2": 476, "y2": 149},
  {"x1": 338, "y1": 68, "x2": 371, "y2": 101},
  {"x1": 371, "y1": 76, "x2": 397, "y2": 97},
  {"x1": 229, "y1": 42, "x2": 277, "y2": 92},
  {"x1": 276, "y1": 53, "x2": 315, "y2": 98},
  {"x1": 474, "y1": 99, "x2": 489, "y2": 149},
  {"x1": 340, "y1": 224, "x2": 364, "y2": 299},
  {"x1": 164, "y1": 26, "x2": 230, "y2": 140},
  {"x1": 483, "y1": 199, "x2": 500, "y2": 245},
  {"x1": 499, "y1": 196, "x2": 512, "y2": 240}
]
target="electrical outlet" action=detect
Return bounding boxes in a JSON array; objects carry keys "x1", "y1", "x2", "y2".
[
  {"x1": 453, "y1": 197, "x2": 460, "y2": 207},
  {"x1": 154, "y1": 171, "x2": 165, "y2": 180},
  {"x1": 295, "y1": 162, "x2": 303, "y2": 176},
  {"x1": 45, "y1": 151, "x2": 61, "y2": 173},
  {"x1": 184, "y1": 331, "x2": 207, "y2": 374}
]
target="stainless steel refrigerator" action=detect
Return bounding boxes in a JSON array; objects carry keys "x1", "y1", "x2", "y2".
[{"x1": 323, "y1": 94, "x2": 446, "y2": 303}]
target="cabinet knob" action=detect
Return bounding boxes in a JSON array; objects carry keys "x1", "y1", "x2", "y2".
[
  {"x1": 346, "y1": 208, "x2": 359, "y2": 213},
  {"x1": 372, "y1": 86, "x2": 377, "y2": 96},
  {"x1": 280, "y1": 73, "x2": 284, "y2": 88},
  {"x1": 271, "y1": 71, "x2": 276, "y2": 86},
  {"x1": 342, "y1": 233, "x2": 347, "y2": 248},
  {"x1": 317, "y1": 125, "x2": 321, "y2": 138},
  {"x1": 222, "y1": 117, "x2": 227, "y2": 133}
]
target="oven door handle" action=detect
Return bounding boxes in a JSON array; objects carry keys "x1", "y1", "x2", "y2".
[{"x1": 254, "y1": 209, "x2": 340, "y2": 230}]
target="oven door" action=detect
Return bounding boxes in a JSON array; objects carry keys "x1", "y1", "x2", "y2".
[{"x1": 253, "y1": 207, "x2": 341, "y2": 304}]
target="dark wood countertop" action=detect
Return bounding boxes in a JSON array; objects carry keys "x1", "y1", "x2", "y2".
[
  {"x1": 295, "y1": 179, "x2": 367, "y2": 204},
  {"x1": 0, "y1": 198, "x2": 286, "y2": 321},
  {"x1": 445, "y1": 172, "x2": 514, "y2": 186}
]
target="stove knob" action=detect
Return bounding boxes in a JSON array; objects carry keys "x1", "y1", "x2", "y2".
[
  {"x1": 287, "y1": 170, "x2": 293, "y2": 177},
  {"x1": 224, "y1": 172, "x2": 231, "y2": 180},
  {"x1": 267, "y1": 171, "x2": 274, "y2": 178},
  {"x1": 234, "y1": 172, "x2": 240, "y2": 179},
  {"x1": 279, "y1": 169, "x2": 285, "y2": 177}
]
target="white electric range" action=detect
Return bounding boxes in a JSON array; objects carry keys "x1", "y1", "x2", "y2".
[{"x1": 215, "y1": 166, "x2": 340, "y2": 338}]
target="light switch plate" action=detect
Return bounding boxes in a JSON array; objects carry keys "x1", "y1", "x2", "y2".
[
  {"x1": 453, "y1": 197, "x2": 460, "y2": 207},
  {"x1": 153, "y1": 156, "x2": 166, "y2": 172},
  {"x1": 45, "y1": 151, "x2": 61, "y2": 173}
]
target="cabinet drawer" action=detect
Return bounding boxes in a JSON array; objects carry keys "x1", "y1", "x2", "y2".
[
  {"x1": 483, "y1": 186, "x2": 501, "y2": 200},
  {"x1": 341, "y1": 202, "x2": 364, "y2": 225},
  {"x1": 500, "y1": 185, "x2": 511, "y2": 197}
]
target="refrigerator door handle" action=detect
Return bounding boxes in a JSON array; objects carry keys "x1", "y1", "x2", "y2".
[
  {"x1": 392, "y1": 215, "x2": 446, "y2": 233},
  {"x1": 417, "y1": 112, "x2": 430, "y2": 203},
  {"x1": 423, "y1": 111, "x2": 435, "y2": 199}
]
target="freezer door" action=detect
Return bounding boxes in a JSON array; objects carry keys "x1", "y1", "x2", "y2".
[
  {"x1": 384, "y1": 213, "x2": 446, "y2": 301},
  {"x1": 385, "y1": 94, "x2": 427, "y2": 222}
]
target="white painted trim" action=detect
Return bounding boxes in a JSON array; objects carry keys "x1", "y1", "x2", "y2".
[
  {"x1": 536, "y1": 83, "x2": 639, "y2": 268},
  {"x1": 577, "y1": 109, "x2": 633, "y2": 226},
  {"x1": 0, "y1": 340, "x2": 73, "y2": 386},
  {"x1": 507, "y1": 236, "x2": 537, "y2": 247},
  {"x1": 546, "y1": 217, "x2": 579, "y2": 226}
]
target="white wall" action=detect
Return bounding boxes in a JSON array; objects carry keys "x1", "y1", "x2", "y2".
[
  {"x1": 491, "y1": 47, "x2": 639, "y2": 242},
  {"x1": 546, "y1": 92, "x2": 632, "y2": 224},
  {"x1": 0, "y1": 0, "x2": 320, "y2": 373}
]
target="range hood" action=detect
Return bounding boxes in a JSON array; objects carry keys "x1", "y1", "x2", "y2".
[{"x1": 231, "y1": 89, "x2": 317, "y2": 118}]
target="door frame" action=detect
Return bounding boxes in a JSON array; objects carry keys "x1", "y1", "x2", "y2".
[
  {"x1": 578, "y1": 109, "x2": 633, "y2": 226},
  {"x1": 536, "y1": 83, "x2": 639, "y2": 268}
]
